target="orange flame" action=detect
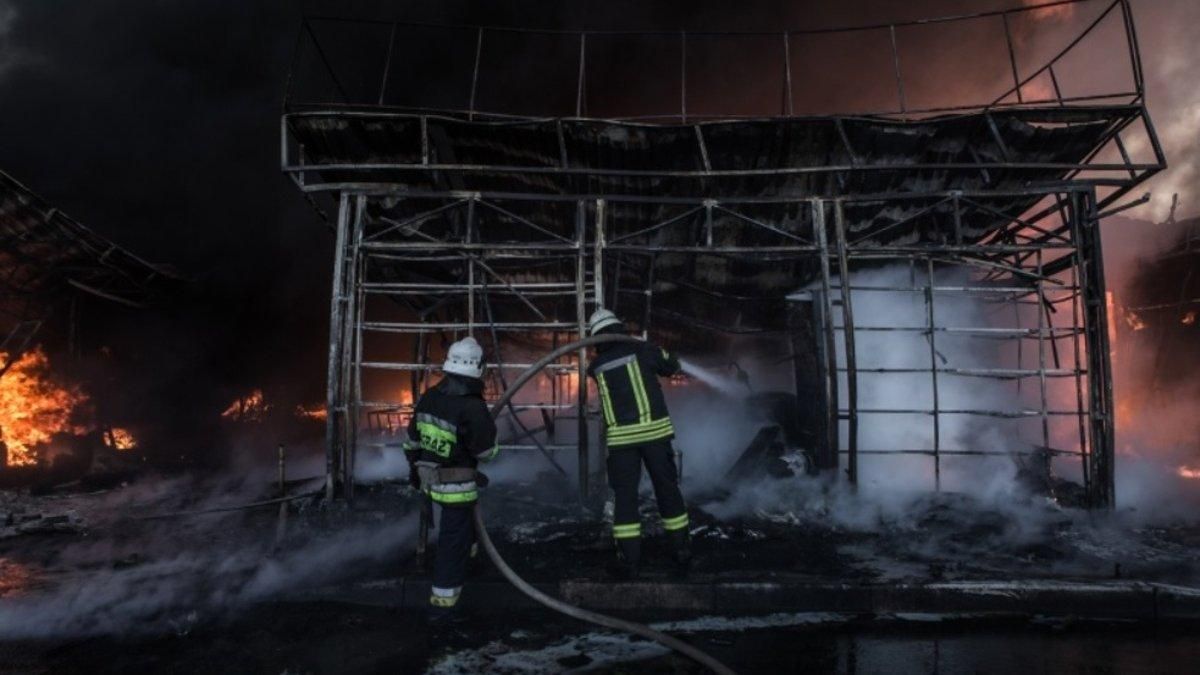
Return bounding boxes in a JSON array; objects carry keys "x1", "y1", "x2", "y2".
[
  {"x1": 221, "y1": 389, "x2": 271, "y2": 422},
  {"x1": 106, "y1": 427, "x2": 137, "y2": 451},
  {"x1": 1182, "y1": 310, "x2": 1196, "y2": 326},
  {"x1": 1178, "y1": 466, "x2": 1200, "y2": 480},
  {"x1": 1124, "y1": 309, "x2": 1146, "y2": 331},
  {"x1": 294, "y1": 403, "x2": 328, "y2": 422},
  {"x1": 0, "y1": 348, "x2": 89, "y2": 466}
]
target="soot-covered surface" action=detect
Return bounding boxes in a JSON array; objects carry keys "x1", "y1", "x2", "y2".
[
  {"x1": 466, "y1": 479, "x2": 1200, "y2": 588},
  {"x1": 4, "y1": 476, "x2": 1200, "y2": 673},
  {"x1": 6, "y1": 601, "x2": 1200, "y2": 674}
]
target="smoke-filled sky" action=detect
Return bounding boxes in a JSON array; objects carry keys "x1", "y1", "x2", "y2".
[{"x1": 0, "y1": 0, "x2": 1195, "y2": 456}]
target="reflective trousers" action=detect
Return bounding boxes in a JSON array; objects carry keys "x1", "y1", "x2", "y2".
[
  {"x1": 430, "y1": 502, "x2": 475, "y2": 609},
  {"x1": 606, "y1": 439, "x2": 688, "y2": 562}
]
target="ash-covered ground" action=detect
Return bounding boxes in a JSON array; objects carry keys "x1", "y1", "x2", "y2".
[{"x1": 3, "y1": 464, "x2": 1200, "y2": 673}]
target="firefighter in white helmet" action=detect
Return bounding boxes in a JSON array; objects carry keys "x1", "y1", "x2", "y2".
[
  {"x1": 586, "y1": 309, "x2": 691, "y2": 579},
  {"x1": 403, "y1": 336, "x2": 498, "y2": 623}
]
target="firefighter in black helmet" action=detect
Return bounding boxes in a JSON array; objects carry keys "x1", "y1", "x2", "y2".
[
  {"x1": 586, "y1": 309, "x2": 691, "y2": 579},
  {"x1": 404, "y1": 336, "x2": 499, "y2": 623}
]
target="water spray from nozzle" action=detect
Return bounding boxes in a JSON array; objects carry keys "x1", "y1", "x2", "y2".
[{"x1": 679, "y1": 359, "x2": 753, "y2": 397}]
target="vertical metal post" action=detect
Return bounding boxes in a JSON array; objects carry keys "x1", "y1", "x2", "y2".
[
  {"x1": 833, "y1": 201, "x2": 858, "y2": 485},
  {"x1": 550, "y1": 331, "x2": 560, "y2": 442},
  {"x1": 888, "y1": 25, "x2": 907, "y2": 117},
  {"x1": 1002, "y1": 13, "x2": 1024, "y2": 104},
  {"x1": 466, "y1": 197, "x2": 477, "y2": 336},
  {"x1": 325, "y1": 193, "x2": 352, "y2": 500},
  {"x1": 642, "y1": 254, "x2": 657, "y2": 340},
  {"x1": 925, "y1": 258, "x2": 941, "y2": 491},
  {"x1": 576, "y1": 33, "x2": 587, "y2": 117},
  {"x1": 575, "y1": 201, "x2": 591, "y2": 499},
  {"x1": 782, "y1": 32, "x2": 794, "y2": 116},
  {"x1": 468, "y1": 27, "x2": 483, "y2": 120},
  {"x1": 1072, "y1": 190, "x2": 1115, "y2": 508},
  {"x1": 812, "y1": 200, "x2": 839, "y2": 473},
  {"x1": 411, "y1": 331, "x2": 426, "y2": 403},
  {"x1": 1070, "y1": 258, "x2": 1091, "y2": 494},
  {"x1": 1036, "y1": 250, "x2": 1051, "y2": 476},
  {"x1": 594, "y1": 199, "x2": 606, "y2": 308},
  {"x1": 680, "y1": 31, "x2": 688, "y2": 123},
  {"x1": 1049, "y1": 67, "x2": 1064, "y2": 105},
  {"x1": 1119, "y1": 0, "x2": 1145, "y2": 96},
  {"x1": 378, "y1": 23, "x2": 398, "y2": 105},
  {"x1": 1013, "y1": 290, "x2": 1024, "y2": 396},
  {"x1": 835, "y1": 199, "x2": 854, "y2": 482},
  {"x1": 341, "y1": 194, "x2": 367, "y2": 499}
]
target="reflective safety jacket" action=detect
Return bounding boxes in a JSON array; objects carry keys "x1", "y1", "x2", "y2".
[
  {"x1": 404, "y1": 373, "x2": 499, "y2": 504},
  {"x1": 586, "y1": 340, "x2": 681, "y2": 448}
]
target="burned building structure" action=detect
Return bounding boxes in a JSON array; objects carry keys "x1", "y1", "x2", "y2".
[
  {"x1": 0, "y1": 168, "x2": 180, "y2": 473},
  {"x1": 283, "y1": 0, "x2": 1164, "y2": 508}
]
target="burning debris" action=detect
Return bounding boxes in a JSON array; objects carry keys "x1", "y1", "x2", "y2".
[
  {"x1": 0, "y1": 347, "x2": 88, "y2": 468},
  {"x1": 293, "y1": 403, "x2": 327, "y2": 422},
  {"x1": 104, "y1": 428, "x2": 138, "y2": 452},
  {"x1": 220, "y1": 389, "x2": 271, "y2": 423}
]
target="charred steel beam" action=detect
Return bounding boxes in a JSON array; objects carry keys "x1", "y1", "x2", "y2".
[{"x1": 1072, "y1": 190, "x2": 1115, "y2": 508}]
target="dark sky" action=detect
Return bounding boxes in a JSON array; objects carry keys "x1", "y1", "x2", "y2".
[
  {"x1": 0, "y1": 0, "x2": 1047, "y2": 390},
  {"x1": 0, "y1": 0, "x2": 1191, "y2": 460}
]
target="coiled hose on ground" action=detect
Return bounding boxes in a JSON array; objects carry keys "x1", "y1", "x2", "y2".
[{"x1": 474, "y1": 334, "x2": 737, "y2": 675}]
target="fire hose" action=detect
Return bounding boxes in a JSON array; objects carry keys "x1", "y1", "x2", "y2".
[{"x1": 473, "y1": 334, "x2": 737, "y2": 675}]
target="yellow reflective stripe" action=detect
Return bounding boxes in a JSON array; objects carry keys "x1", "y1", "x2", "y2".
[
  {"x1": 607, "y1": 417, "x2": 674, "y2": 440},
  {"x1": 475, "y1": 444, "x2": 499, "y2": 461},
  {"x1": 416, "y1": 421, "x2": 457, "y2": 458},
  {"x1": 596, "y1": 372, "x2": 617, "y2": 426},
  {"x1": 607, "y1": 430, "x2": 674, "y2": 447},
  {"x1": 429, "y1": 594, "x2": 459, "y2": 608},
  {"x1": 430, "y1": 490, "x2": 478, "y2": 504},
  {"x1": 607, "y1": 417, "x2": 673, "y2": 434},
  {"x1": 662, "y1": 513, "x2": 689, "y2": 531},
  {"x1": 627, "y1": 362, "x2": 651, "y2": 423},
  {"x1": 612, "y1": 522, "x2": 641, "y2": 539}
]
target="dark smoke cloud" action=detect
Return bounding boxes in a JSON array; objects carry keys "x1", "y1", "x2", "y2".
[{"x1": 0, "y1": 0, "x2": 1190, "y2": 466}]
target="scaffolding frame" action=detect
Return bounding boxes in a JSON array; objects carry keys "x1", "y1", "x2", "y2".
[
  {"x1": 286, "y1": 0, "x2": 1163, "y2": 508},
  {"x1": 314, "y1": 186, "x2": 1117, "y2": 505}
]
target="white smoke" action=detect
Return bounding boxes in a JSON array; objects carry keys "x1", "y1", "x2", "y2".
[
  {"x1": 664, "y1": 263, "x2": 1200, "y2": 529},
  {"x1": 667, "y1": 265, "x2": 1023, "y2": 506},
  {"x1": 0, "y1": 470, "x2": 417, "y2": 640}
]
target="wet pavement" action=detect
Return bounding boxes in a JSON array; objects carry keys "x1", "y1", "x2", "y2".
[
  {"x1": 3, "y1": 477, "x2": 1200, "y2": 673},
  {"x1": 3, "y1": 600, "x2": 1200, "y2": 674}
]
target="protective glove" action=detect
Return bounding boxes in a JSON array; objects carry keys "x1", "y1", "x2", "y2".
[
  {"x1": 408, "y1": 461, "x2": 421, "y2": 489},
  {"x1": 475, "y1": 471, "x2": 490, "y2": 488}
]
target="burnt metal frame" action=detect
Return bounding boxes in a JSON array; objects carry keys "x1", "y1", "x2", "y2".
[
  {"x1": 288, "y1": 0, "x2": 1160, "y2": 508},
  {"x1": 323, "y1": 193, "x2": 606, "y2": 500},
  {"x1": 315, "y1": 186, "x2": 1116, "y2": 506},
  {"x1": 289, "y1": 0, "x2": 1143, "y2": 123}
]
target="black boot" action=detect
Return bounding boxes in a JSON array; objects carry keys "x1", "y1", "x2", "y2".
[
  {"x1": 608, "y1": 537, "x2": 641, "y2": 580},
  {"x1": 667, "y1": 529, "x2": 692, "y2": 578}
]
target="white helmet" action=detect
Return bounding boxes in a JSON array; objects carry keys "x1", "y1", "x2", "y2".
[
  {"x1": 443, "y1": 337, "x2": 484, "y2": 378},
  {"x1": 588, "y1": 308, "x2": 623, "y2": 336}
]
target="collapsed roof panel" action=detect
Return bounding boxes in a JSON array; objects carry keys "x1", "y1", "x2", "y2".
[
  {"x1": 0, "y1": 169, "x2": 183, "y2": 319},
  {"x1": 285, "y1": 106, "x2": 1145, "y2": 204}
]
